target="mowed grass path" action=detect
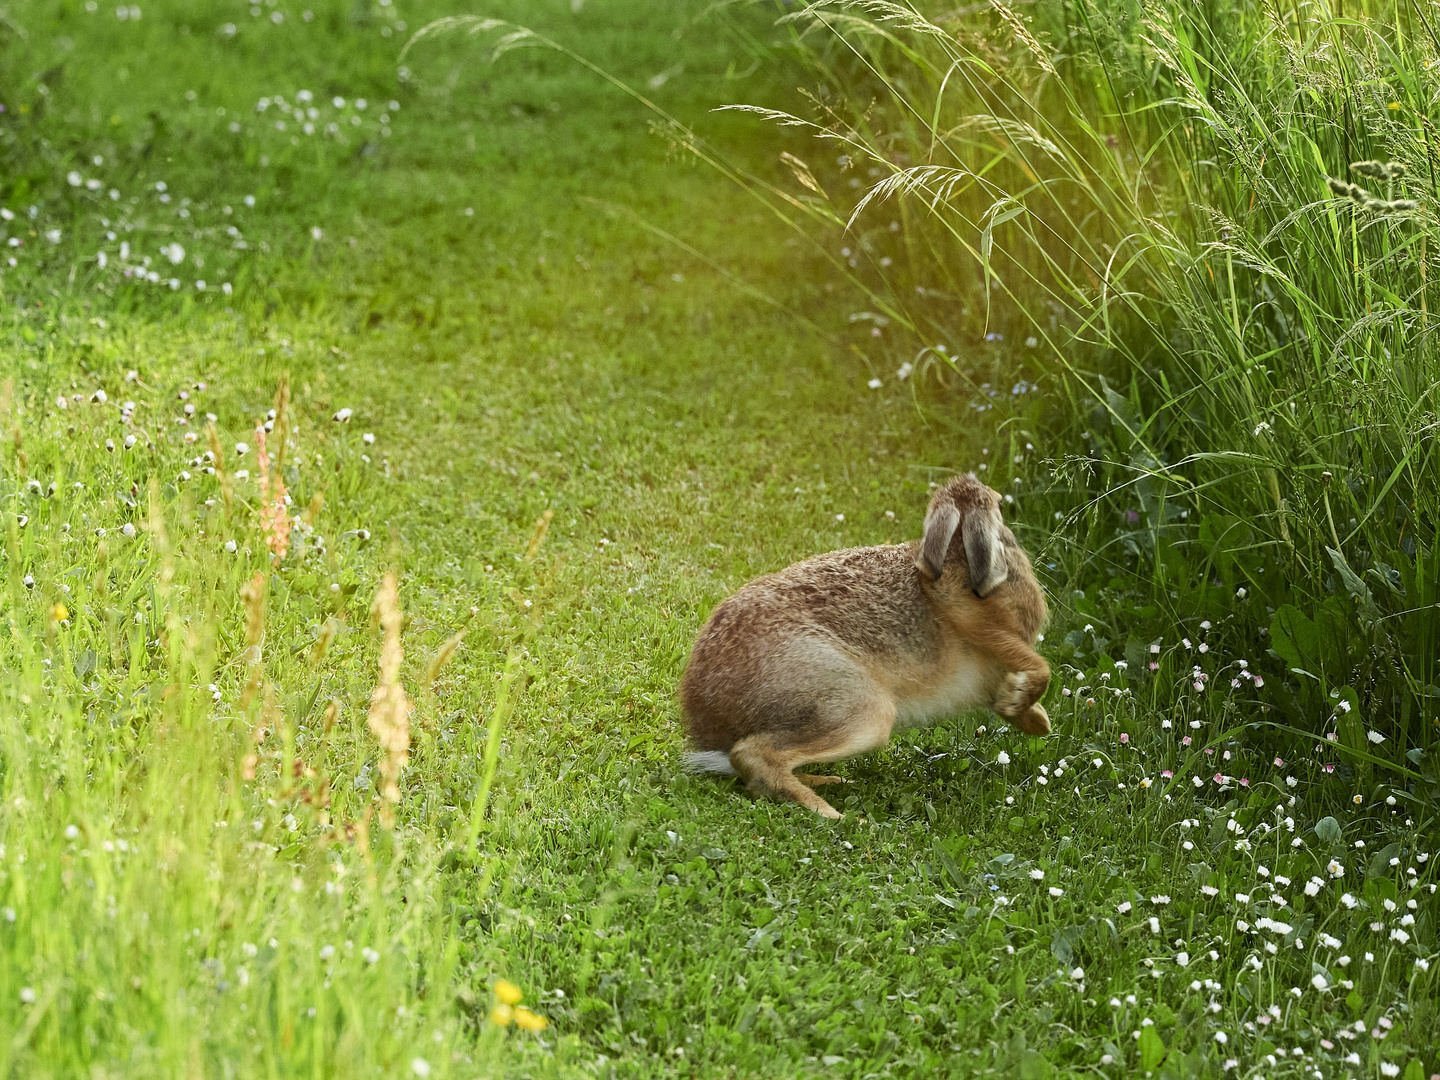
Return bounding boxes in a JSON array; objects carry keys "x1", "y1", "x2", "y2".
[
  {"x1": 3, "y1": 1, "x2": 1434, "y2": 1077},
  {"x1": 294, "y1": 12, "x2": 1054, "y2": 1076}
]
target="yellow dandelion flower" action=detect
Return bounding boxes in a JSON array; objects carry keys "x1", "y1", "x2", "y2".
[
  {"x1": 488, "y1": 1004, "x2": 513, "y2": 1027},
  {"x1": 494, "y1": 980, "x2": 523, "y2": 1005},
  {"x1": 513, "y1": 1007, "x2": 548, "y2": 1032},
  {"x1": 51, "y1": 602, "x2": 69, "y2": 622},
  {"x1": 1388, "y1": 101, "x2": 1402, "y2": 110}
]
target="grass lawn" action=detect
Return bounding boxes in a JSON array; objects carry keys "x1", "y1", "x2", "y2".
[{"x1": 0, "y1": 0, "x2": 1435, "y2": 1076}]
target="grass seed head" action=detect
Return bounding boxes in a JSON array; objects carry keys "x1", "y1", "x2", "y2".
[
  {"x1": 270, "y1": 375, "x2": 291, "y2": 471},
  {"x1": 309, "y1": 617, "x2": 338, "y2": 667},
  {"x1": 240, "y1": 571, "x2": 267, "y2": 706},
  {"x1": 1349, "y1": 160, "x2": 1405, "y2": 180},
  {"x1": 1326, "y1": 176, "x2": 1367, "y2": 202},
  {"x1": 366, "y1": 571, "x2": 410, "y2": 827},
  {"x1": 240, "y1": 571, "x2": 266, "y2": 649},
  {"x1": 988, "y1": 0, "x2": 1057, "y2": 75},
  {"x1": 525, "y1": 509, "x2": 554, "y2": 561},
  {"x1": 255, "y1": 427, "x2": 291, "y2": 562},
  {"x1": 424, "y1": 631, "x2": 464, "y2": 688}
]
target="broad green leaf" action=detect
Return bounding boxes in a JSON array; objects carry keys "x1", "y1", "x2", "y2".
[
  {"x1": 1138, "y1": 1024, "x2": 1166, "y2": 1071},
  {"x1": 1018, "y1": 1049, "x2": 1051, "y2": 1080},
  {"x1": 933, "y1": 839, "x2": 966, "y2": 891},
  {"x1": 1050, "y1": 930, "x2": 1074, "y2": 966},
  {"x1": 1326, "y1": 547, "x2": 1382, "y2": 628},
  {"x1": 1270, "y1": 604, "x2": 1321, "y2": 676},
  {"x1": 1367, "y1": 843, "x2": 1402, "y2": 879}
]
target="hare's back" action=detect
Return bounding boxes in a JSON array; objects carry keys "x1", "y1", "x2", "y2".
[
  {"x1": 680, "y1": 544, "x2": 931, "y2": 752},
  {"x1": 746, "y1": 543, "x2": 932, "y2": 652},
  {"x1": 687, "y1": 543, "x2": 921, "y2": 667}
]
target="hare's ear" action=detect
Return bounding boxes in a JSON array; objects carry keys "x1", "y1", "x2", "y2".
[
  {"x1": 915, "y1": 502, "x2": 961, "y2": 582},
  {"x1": 964, "y1": 504, "x2": 1009, "y2": 598}
]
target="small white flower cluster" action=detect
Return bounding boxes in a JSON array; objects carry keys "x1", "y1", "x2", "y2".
[{"x1": 253, "y1": 92, "x2": 398, "y2": 144}]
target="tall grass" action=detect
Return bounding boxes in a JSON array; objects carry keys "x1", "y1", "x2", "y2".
[
  {"x1": 706, "y1": 0, "x2": 1440, "y2": 774},
  {"x1": 0, "y1": 365, "x2": 521, "y2": 1075}
]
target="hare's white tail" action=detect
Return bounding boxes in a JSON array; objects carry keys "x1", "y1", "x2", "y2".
[{"x1": 683, "y1": 750, "x2": 737, "y2": 776}]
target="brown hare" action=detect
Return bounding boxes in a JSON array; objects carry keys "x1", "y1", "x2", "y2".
[{"x1": 679, "y1": 474, "x2": 1049, "y2": 818}]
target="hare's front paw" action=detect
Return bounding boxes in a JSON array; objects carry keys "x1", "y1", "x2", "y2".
[
  {"x1": 994, "y1": 671, "x2": 1040, "y2": 718},
  {"x1": 1014, "y1": 702, "x2": 1050, "y2": 736}
]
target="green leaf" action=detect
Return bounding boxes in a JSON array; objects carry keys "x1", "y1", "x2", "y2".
[
  {"x1": 1138, "y1": 1024, "x2": 1166, "y2": 1071},
  {"x1": 1018, "y1": 1050, "x2": 1051, "y2": 1080},
  {"x1": 1367, "y1": 843, "x2": 1402, "y2": 879},
  {"x1": 1208, "y1": 813, "x2": 1232, "y2": 849},
  {"x1": 933, "y1": 839, "x2": 966, "y2": 891},
  {"x1": 1270, "y1": 605, "x2": 1321, "y2": 677},
  {"x1": 73, "y1": 649, "x2": 97, "y2": 680},
  {"x1": 1315, "y1": 816, "x2": 1342, "y2": 845},
  {"x1": 1049, "y1": 930, "x2": 1074, "y2": 967},
  {"x1": 1285, "y1": 915, "x2": 1313, "y2": 948},
  {"x1": 1098, "y1": 376, "x2": 1141, "y2": 446},
  {"x1": 1124, "y1": 635, "x2": 1150, "y2": 673},
  {"x1": 1197, "y1": 514, "x2": 1252, "y2": 577},
  {"x1": 1326, "y1": 547, "x2": 1382, "y2": 628},
  {"x1": 1315, "y1": 597, "x2": 1356, "y2": 678}
]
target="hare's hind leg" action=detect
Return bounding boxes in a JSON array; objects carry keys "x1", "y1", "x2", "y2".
[
  {"x1": 729, "y1": 736, "x2": 845, "y2": 818},
  {"x1": 729, "y1": 693, "x2": 896, "y2": 819}
]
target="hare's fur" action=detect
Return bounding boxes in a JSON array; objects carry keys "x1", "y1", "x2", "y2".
[{"x1": 679, "y1": 475, "x2": 1048, "y2": 818}]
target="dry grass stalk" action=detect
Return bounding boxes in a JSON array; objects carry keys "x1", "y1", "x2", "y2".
[
  {"x1": 525, "y1": 509, "x2": 554, "y2": 561},
  {"x1": 366, "y1": 571, "x2": 411, "y2": 827},
  {"x1": 780, "y1": 152, "x2": 829, "y2": 199},
  {"x1": 241, "y1": 571, "x2": 266, "y2": 652},
  {"x1": 271, "y1": 375, "x2": 291, "y2": 472},
  {"x1": 242, "y1": 682, "x2": 280, "y2": 780},
  {"x1": 254, "y1": 427, "x2": 291, "y2": 562},
  {"x1": 424, "y1": 631, "x2": 465, "y2": 689},
  {"x1": 239, "y1": 570, "x2": 267, "y2": 707},
  {"x1": 309, "y1": 617, "x2": 338, "y2": 668}
]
